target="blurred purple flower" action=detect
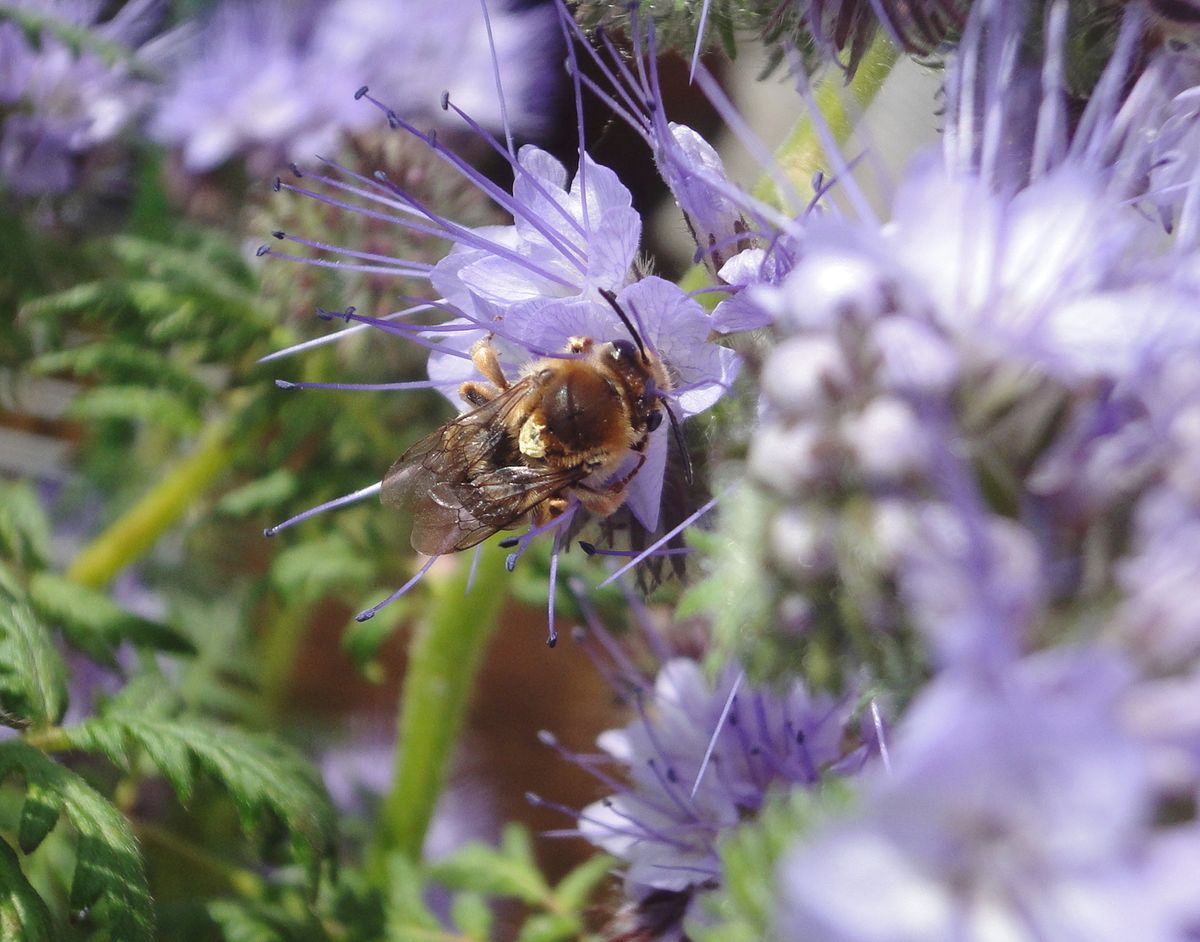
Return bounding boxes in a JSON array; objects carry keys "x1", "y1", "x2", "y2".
[
  {"x1": 0, "y1": 0, "x2": 165, "y2": 196},
  {"x1": 151, "y1": 0, "x2": 561, "y2": 174},
  {"x1": 776, "y1": 648, "x2": 1200, "y2": 941}
]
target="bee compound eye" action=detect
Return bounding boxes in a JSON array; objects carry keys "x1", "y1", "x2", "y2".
[
  {"x1": 610, "y1": 339, "x2": 638, "y2": 361},
  {"x1": 647, "y1": 410, "x2": 664, "y2": 432}
]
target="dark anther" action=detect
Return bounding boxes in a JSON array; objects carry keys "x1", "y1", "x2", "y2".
[
  {"x1": 795, "y1": 729, "x2": 807, "y2": 744},
  {"x1": 665, "y1": 767, "x2": 679, "y2": 783},
  {"x1": 440, "y1": 90, "x2": 450, "y2": 110},
  {"x1": 498, "y1": 536, "x2": 520, "y2": 548},
  {"x1": 272, "y1": 230, "x2": 285, "y2": 239},
  {"x1": 343, "y1": 306, "x2": 357, "y2": 320},
  {"x1": 602, "y1": 798, "x2": 613, "y2": 807},
  {"x1": 255, "y1": 245, "x2": 270, "y2": 257},
  {"x1": 428, "y1": 128, "x2": 438, "y2": 147},
  {"x1": 263, "y1": 526, "x2": 277, "y2": 537},
  {"x1": 386, "y1": 110, "x2": 401, "y2": 129},
  {"x1": 272, "y1": 176, "x2": 282, "y2": 191},
  {"x1": 579, "y1": 541, "x2": 597, "y2": 555},
  {"x1": 355, "y1": 611, "x2": 375, "y2": 622},
  {"x1": 546, "y1": 634, "x2": 558, "y2": 648},
  {"x1": 354, "y1": 85, "x2": 369, "y2": 99},
  {"x1": 289, "y1": 162, "x2": 303, "y2": 177},
  {"x1": 316, "y1": 307, "x2": 335, "y2": 320}
]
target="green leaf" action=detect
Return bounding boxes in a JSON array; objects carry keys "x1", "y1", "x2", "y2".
[
  {"x1": 0, "y1": 837, "x2": 55, "y2": 942},
  {"x1": 449, "y1": 893, "x2": 492, "y2": 942},
  {"x1": 215, "y1": 469, "x2": 299, "y2": 517},
  {"x1": 384, "y1": 855, "x2": 444, "y2": 942},
  {"x1": 429, "y1": 824, "x2": 550, "y2": 906},
  {"x1": 514, "y1": 913, "x2": 579, "y2": 942},
  {"x1": 271, "y1": 533, "x2": 376, "y2": 603},
  {"x1": 0, "y1": 483, "x2": 51, "y2": 569},
  {"x1": 68, "y1": 384, "x2": 202, "y2": 434},
  {"x1": 0, "y1": 741, "x2": 153, "y2": 942},
  {"x1": 69, "y1": 711, "x2": 337, "y2": 893},
  {"x1": 30, "y1": 341, "x2": 211, "y2": 402},
  {"x1": 692, "y1": 788, "x2": 839, "y2": 942},
  {"x1": 0, "y1": 603, "x2": 66, "y2": 729},
  {"x1": 27, "y1": 571, "x2": 196, "y2": 657},
  {"x1": 552, "y1": 852, "x2": 616, "y2": 913}
]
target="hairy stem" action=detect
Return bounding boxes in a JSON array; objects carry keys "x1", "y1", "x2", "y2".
[
  {"x1": 756, "y1": 34, "x2": 902, "y2": 207},
  {"x1": 370, "y1": 540, "x2": 509, "y2": 872},
  {"x1": 65, "y1": 402, "x2": 244, "y2": 588}
]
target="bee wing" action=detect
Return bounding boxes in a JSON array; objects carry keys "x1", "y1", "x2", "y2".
[{"x1": 381, "y1": 379, "x2": 587, "y2": 554}]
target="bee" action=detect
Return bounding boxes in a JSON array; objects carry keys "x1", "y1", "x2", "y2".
[{"x1": 381, "y1": 295, "x2": 686, "y2": 557}]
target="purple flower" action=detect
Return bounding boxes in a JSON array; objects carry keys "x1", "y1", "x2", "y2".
[
  {"x1": 151, "y1": 0, "x2": 561, "y2": 173},
  {"x1": 0, "y1": 0, "x2": 164, "y2": 196},
  {"x1": 533, "y1": 597, "x2": 878, "y2": 934},
  {"x1": 263, "y1": 44, "x2": 739, "y2": 627},
  {"x1": 776, "y1": 649, "x2": 1200, "y2": 941},
  {"x1": 427, "y1": 274, "x2": 737, "y2": 530}
]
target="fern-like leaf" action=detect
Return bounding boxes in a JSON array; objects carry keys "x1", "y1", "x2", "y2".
[
  {"x1": 0, "y1": 838, "x2": 55, "y2": 942},
  {"x1": 27, "y1": 572, "x2": 196, "y2": 660},
  {"x1": 0, "y1": 603, "x2": 66, "y2": 730},
  {"x1": 0, "y1": 741, "x2": 154, "y2": 942},
  {"x1": 70, "y1": 707, "x2": 337, "y2": 893},
  {"x1": 0, "y1": 483, "x2": 51, "y2": 569}
]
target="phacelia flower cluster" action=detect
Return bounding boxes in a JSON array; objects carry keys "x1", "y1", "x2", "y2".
[
  {"x1": 151, "y1": 0, "x2": 561, "y2": 174},
  {"x1": 0, "y1": 0, "x2": 165, "y2": 196}
]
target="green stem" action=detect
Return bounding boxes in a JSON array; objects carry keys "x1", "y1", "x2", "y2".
[
  {"x1": 369, "y1": 540, "x2": 510, "y2": 873},
  {"x1": 754, "y1": 34, "x2": 902, "y2": 208},
  {"x1": 66, "y1": 408, "x2": 241, "y2": 588},
  {"x1": 134, "y1": 821, "x2": 266, "y2": 899}
]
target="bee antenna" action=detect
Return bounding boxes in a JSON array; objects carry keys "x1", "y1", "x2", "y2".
[
  {"x1": 598, "y1": 288, "x2": 647, "y2": 361},
  {"x1": 666, "y1": 401, "x2": 693, "y2": 484}
]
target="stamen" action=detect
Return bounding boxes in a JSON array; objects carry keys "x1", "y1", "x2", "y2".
[
  {"x1": 257, "y1": 302, "x2": 439, "y2": 364},
  {"x1": 274, "y1": 379, "x2": 448, "y2": 392},
  {"x1": 477, "y1": 0, "x2": 515, "y2": 157},
  {"x1": 690, "y1": 670, "x2": 743, "y2": 798},
  {"x1": 689, "y1": 0, "x2": 712, "y2": 82},
  {"x1": 355, "y1": 553, "x2": 441, "y2": 621},
  {"x1": 579, "y1": 543, "x2": 691, "y2": 559},
  {"x1": 871, "y1": 698, "x2": 892, "y2": 774},
  {"x1": 504, "y1": 505, "x2": 576, "y2": 572},
  {"x1": 264, "y1": 481, "x2": 382, "y2": 537},
  {"x1": 358, "y1": 91, "x2": 590, "y2": 274},
  {"x1": 312, "y1": 307, "x2": 474, "y2": 360},
  {"x1": 465, "y1": 543, "x2": 484, "y2": 594},
  {"x1": 598, "y1": 492, "x2": 723, "y2": 587}
]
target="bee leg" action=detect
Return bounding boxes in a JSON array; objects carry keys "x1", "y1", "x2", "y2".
[
  {"x1": 459, "y1": 380, "x2": 502, "y2": 408},
  {"x1": 575, "y1": 453, "x2": 647, "y2": 517},
  {"x1": 531, "y1": 497, "x2": 571, "y2": 526},
  {"x1": 470, "y1": 336, "x2": 510, "y2": 390}
]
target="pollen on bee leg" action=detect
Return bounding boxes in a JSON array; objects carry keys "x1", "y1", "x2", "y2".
[{"x1": 469, "y1": 335, "x2": 509, "y2": 389}]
